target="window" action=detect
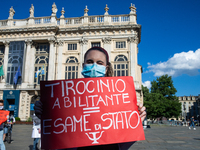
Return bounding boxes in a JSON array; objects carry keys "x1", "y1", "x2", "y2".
[
  {"x1": 36, "y1": 44, "x2": 49, "y2": 54},
  {"x1": 34, "y1": 44, "x2": 49, "y2": 84},
  {"x1": 116, "y1": 41, "x2": 126, "y2": 48},
  {"x1": 114, "y1": 55, "x2": 129, "y2": 76},
  {"x1": 65, "y1": 57, "x2": 78, "y2": 79},
  {"x1": 68, "y1": 44, "x2": 77, "y2": 50},
  {"x1": 7, "y1": 41, "x2": 24, "y2": 85},
  {"x1": 91, "y1": 42, "x2": 101, "y2": 47}
]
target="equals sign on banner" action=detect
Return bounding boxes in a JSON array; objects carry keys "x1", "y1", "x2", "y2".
[{"x1": 83, "y1": 107, "x2": 100, "y2": 114}]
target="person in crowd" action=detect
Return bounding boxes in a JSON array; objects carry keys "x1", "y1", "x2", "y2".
[
  {"x1": 189, "y1": 116, "x2": 196, "y2": 130},
  {"x1": 34, "y1": 47, "x2": 146, "y2": 150},
  {"x1": 3, "y1": 112, "x2": 15, "y2": 142},
  {"x1": 0, "y1": 100, "x2": 6, "y2": 150},
  {"x1": 32, "y1": 113, "x2": 41, "y2": 150}
]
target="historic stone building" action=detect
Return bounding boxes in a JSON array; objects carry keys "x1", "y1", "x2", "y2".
[
  {"x1": 0, "y1": 3, "x2": 143, "y2": 121},
  {"x1": 178, "y1": 95, "x2": 199, "y2": 120}
]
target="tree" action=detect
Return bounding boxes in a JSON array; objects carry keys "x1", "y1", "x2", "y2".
[
  {"x1": 142, "y1": 85, "x2": 149, "y2": 101},
  {"x1": 143, "y1": 75, "x2": 181, "y2": 119},
  {"x1": 151, "y1": 75, "x2": 177, "y2": 97},
  {"x1": 144, "y1": 93, "x2": 166, "y2": 119}
]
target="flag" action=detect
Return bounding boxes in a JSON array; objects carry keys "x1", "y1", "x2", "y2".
[
  {"x1": 40, "y1": 65, "x2": 46, "y2": 76},
  {"x1": 35, "y1": 68, "x2": 41, "y2": 79},
  {"x1": 14, "y1": 66, "x2": 22, "y2": 85},
  {"x1": 0, "y1": 65, "x2": 4, "y2": 77}
]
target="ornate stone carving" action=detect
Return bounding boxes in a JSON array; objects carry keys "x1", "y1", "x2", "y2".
[
  {"x1": 8, "y1": 6, "x2": 15, "y2": 19},
  {"x1": 129, "y1": 3, "x2": 136, "y2": 14},
  {"x1": 48, "y1": 37, "x2": 55, "y2": 44},
  {"x1": 3, "y1": 40, "x2": 10, "y2": 47},
  {"x1": 51, "y1": 2, "x2": 58, "y2": 16},
  {"x1": 128, "y1": 36, "x2": 139, "y2": 44},
  {"x1": 29, "y1": 4, "x2": 34, "y2": 18},
  {"x1": 25, "y1": 39, "x2": 33, "y2": 46},
  {"x1": 57, "y1": 40, "x2": 64, "y2": 46},
  {"x1": 104, "y1": 4, "x2": 109, "y2": 15},
  {"x1": 84, "y1": 6, "x2": 89, "y2": 16},
  {"x1": 102, "y1": 37, "x2": 112, "y2": 44},
  {"x1": 60, "y1": 7, "x2": 65, "y2": 18},
  {"x1": 79, "y1": 37, "x2": 88, "y2": 45}
]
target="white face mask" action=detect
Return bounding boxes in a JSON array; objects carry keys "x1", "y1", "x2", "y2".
[{"x1": 0, "y1": 106, "x2": 4, "y2": 110}]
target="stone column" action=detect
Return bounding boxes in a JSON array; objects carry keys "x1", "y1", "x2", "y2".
[
  {"x1": 79, "y1": 38, "x2": 88, "y2": 78},
  {"x1": 2, "y1": 40, "x2": 10, "y2": 83},
  {"x1": 29, "y1": 43, "x2": 37, "y2": 85},
  {"x1": 24, "y1": 39, "x2": 33, "y2": 83},
  {"x1": 102, "y1": 37, "x2": 112, "y2": 57},
  {"x1": 56, "y1": 40, "x2": 64, "y2": 80},
  {"x1": 128, "y1": 35, "x2": 139, "y2": 81},
  {"x1": 48, "y1": 38, "x2": 56, "y2": 80}
]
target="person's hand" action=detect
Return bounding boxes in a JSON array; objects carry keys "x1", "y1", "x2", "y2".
[
  {"x1": 34, "y1": 100, "x2": 43, "y2": 119},
  {"x1": 38, "y1": 128, "x2": 41, "y2": 134},
  {"x1": 137, "y1": 102, "x2": 146, "y2": 122}
]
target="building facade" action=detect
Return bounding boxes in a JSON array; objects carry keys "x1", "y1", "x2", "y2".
[
  {"x1": 178, "y1": 95, "x2": 199, "y2": 121},
  {"x1": 0, "y1": 3, "x2": 143, "y2": 121}
]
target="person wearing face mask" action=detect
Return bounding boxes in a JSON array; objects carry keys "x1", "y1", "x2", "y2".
[
  {"x1": 0, "y1": 100, "x2": 6, "y2": 150},
  {"x1": 34, "y1": 47, "x2": 146, "y2": 150}
]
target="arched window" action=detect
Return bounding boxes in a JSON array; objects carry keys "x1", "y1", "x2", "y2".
[
  {"x1": 65, "y1": 56, "x2": 78, "y2": 79},
  {"x1": 34, "y1": 44, "x2": 49, "y2": 84},
  {"x1": 7, "y1": 41, "x2": 24, "y2": 85},
  {"x1": 114, "y1": 55, "x2": 129, "y2": 76}
]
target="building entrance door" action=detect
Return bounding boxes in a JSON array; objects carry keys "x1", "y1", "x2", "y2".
[{"x1": 7, "y1": 99, "x2": 15, "y2": 115}]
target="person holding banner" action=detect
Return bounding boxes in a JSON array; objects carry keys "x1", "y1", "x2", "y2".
[
  {"x1": 35, "y1": 47, "x2": 146, "y2": 150},
  {"x1": 0, "y1": 100, "x2": 7, "y2": 150}
]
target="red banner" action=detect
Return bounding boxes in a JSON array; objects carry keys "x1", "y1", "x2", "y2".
[
  {"x1": 40, "y1": 76, "x2": 145, "y2": 149},
  {"x1": 0, "y1": 110, "x2": 9, "y2": 125}
]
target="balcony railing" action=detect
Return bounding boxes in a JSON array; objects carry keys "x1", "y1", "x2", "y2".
[
  {"x1": 0, "y1": 13, "x2": 135, "y2": 28},
  {"x1": 0, "y1": 21, "x2": 7, "y2": 26}
]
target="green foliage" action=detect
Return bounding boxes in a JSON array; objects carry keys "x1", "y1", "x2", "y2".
[
  {"x1": 26, "y1": 117, "x2": 32, "y2": 122},
  {"x1": 142, "y1": 85, "x2": 149, "y2": 98},
  {"x1": 151, "y1": 74, "x2": 177, "y2": 97},
  {"x1": 144, "y1": 93, "x2": 166, "y2": 119},
  {"x1": 15, "y1": 117, "x2": 20, "y2": 121},
  {"x1": 143, "y1": 75, "x2": 181, "y2": 119}
]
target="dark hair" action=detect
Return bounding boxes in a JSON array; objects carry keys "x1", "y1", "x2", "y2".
[
  {"x1": 0, "y1": 99, "x2": 4, "y2": 103},
  {"x1": 84, "y1": 47, "x2": 113, "y2": 77}
]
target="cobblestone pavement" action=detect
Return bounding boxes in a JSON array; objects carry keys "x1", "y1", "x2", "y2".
[
  {"x1": 3, "y1": 124, "x2": 200, "y2": 150},
  {"x1": 130, "y1": 125, "x2": 200, "y2": 150}
]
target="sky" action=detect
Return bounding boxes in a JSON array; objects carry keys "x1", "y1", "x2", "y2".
[{"x1": 0, "y1": 0, "x2": 199, "y2": 96}]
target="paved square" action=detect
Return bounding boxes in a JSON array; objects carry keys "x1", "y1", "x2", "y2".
[{"x1": 4, "y1": 124, "x2": 200, "y2": 150}]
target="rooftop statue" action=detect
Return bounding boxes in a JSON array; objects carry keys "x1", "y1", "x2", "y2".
[
  {"x1": 8, "y1": 6, "x2": 15, "y2": 19},
  {"x1": 29, "y1": 4, "x2": 34, "y2": 18},
  {"x1": 51, "y1": 2, "x2": 57, "y2": 16}
]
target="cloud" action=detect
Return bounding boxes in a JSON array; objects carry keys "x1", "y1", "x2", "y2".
[
  {"x1": 142, "y1": 81, "x2": 151, "y2": 89},
  {"x1": 147, "y1": 48, "x2": 200, "y2": 77}
]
